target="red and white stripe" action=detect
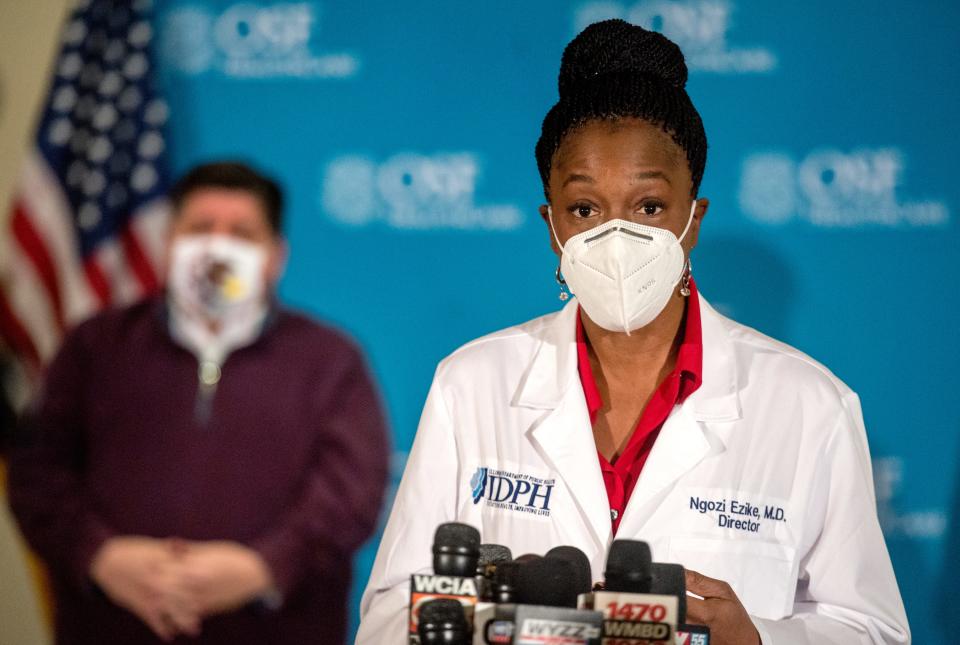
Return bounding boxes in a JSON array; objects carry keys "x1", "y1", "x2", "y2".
[{"x1": 0, "y1": 151, "x2": 170, "y2": 398}]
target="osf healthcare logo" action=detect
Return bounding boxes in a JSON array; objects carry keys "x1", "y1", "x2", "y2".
[
  {"x1": 574, "y1": 0, "x2": 776, "y2": 73},
  {"x1": 321, "y1": 153, "x2": 523, "y2": 231},
  {"x1": 159, "y1": 2, "x2": 359, "y2": 79},
  {"x1": 873, "y1": 457, "x2": 946, "y2": 540},
  {"x1": 739, "y1": 148, "x2": 949, "y2": 228}
]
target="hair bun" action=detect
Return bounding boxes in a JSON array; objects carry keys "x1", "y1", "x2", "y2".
[{"x1": 558, "y1": 19, "x2": 688, "y2": 98}]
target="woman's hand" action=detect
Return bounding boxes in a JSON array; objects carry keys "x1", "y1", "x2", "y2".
[{"x1": 685, "y1": 569, "x2": 761, "y2": 645}]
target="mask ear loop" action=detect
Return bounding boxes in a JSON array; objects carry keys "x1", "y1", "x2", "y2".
[
  {"x1": 547, "y1": 206, "x2": 571, "y2": 301},
  {"x1": 677, "y1": 200, "x2": 698, "y2": 296},
  {"x1": 547, "y1": 205, "x2": 566, "y2": 253},
  {"x1": 677, "y1": 199, "x2": 698, "y2": 244}
]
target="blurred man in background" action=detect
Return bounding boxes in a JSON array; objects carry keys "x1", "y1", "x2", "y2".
[{"x1": 7, "y1": 161, "x2": 389, "y2": 644}]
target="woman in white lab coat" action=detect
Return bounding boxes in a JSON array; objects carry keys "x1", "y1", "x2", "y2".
[{"x1": 358, "y1": 19, "x2": 909, "y2": 645}]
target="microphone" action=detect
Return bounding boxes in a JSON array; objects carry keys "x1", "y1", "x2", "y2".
[
  {"x1": 417, "y1": 598, "x2": 471, "y2": 645},
  {"x1": 649, "y1": 562, "x2": 711, "y2": 644},
  {"x1": 477, "y1": 544, "x2": 512, "y2": 602},
  {"x1": 649, "y1": 562, "x2": 686, "y2": 622},
  {"x1": 487, "y1": 556, "x2": 556, "y2": 606},
  {"x1": 473, "y1": 546, "x2": 602, "y2": 644},
  {"x1": 409, "y1": 523, "x2": 482, "y2": 644},
  {"x1": 434, "y1": 522, "x2": 482, "y2": 576},
  {"x1": 489, "y1": 560, "x2": 521, "y2": 604},
  {"x1": 604, "y1": 539, "x2": 652, "y2": 592},
  {"x1": 487, "y1": 547, "x2": 593, "y2": 607},
  {"x1": 577, "y1": 540, "x2": 680, "y2": 643},
  {"x1": 545, "y1": 546, "x2": 593, "y2": 603},
  {"x1": 512, "y1": 556, "x2": 580, "y2": 607},
  {"x1": 478, "y1": 544, "x2": 513, "y2": 574}
]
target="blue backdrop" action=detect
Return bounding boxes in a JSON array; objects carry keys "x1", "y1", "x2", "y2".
[{"x1": 151, "y1": 1, "x2": 959, "y2": 641}]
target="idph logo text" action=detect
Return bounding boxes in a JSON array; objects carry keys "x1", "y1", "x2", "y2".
[{"x1": 471, "y1": 467, "x2": 555, "y2": 517}]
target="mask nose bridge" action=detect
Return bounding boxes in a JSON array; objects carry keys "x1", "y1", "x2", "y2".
[
  {"x1": 610, "y1": 233, "x2": 633, "y2": 335},
  {"x1": 548, "y1": 206, "x2": 633, "y2": 254}
]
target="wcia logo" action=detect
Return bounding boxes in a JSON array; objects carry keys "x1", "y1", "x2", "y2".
[
  {"x1": 469, "y1": 466, "x2": 555, "y2": 517},
  {"x1": 574, "y1": 0, "x2": 776, "y2": 73},
  {"x1": 159, "y1": 2, "x2": 359, "y2": 79},
  {"x1": 738, "y1": 148, "x2": 950, "y2": 228},
  {"x1": 320, "y1": 153, "x2": 524, "y2": 231}
]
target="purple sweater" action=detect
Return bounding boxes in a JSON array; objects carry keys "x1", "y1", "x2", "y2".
[{"x1": 8, "y1": 298, "x2": 389, "y2": 645}]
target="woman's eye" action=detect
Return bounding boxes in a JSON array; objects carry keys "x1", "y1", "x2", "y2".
[
  {"x1": 640, "y1": 202, "x2": 664, "y2": 216},
  {"x1": 571, "y1": 204, "x2": 595, "y2": 218}
]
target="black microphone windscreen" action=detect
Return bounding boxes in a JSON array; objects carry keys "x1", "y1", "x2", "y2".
[
  {"x1": 492, "y1": 560, "x2": 521, "y2": 603},
  {"x1": 604, "y1": 539, "x2": 653, "y2": 593},
  {"x1": 513, "y1": 557, "x2": 582, "y2": 608},
  {"x1": 433, "y1": 522, "x2": 481, "y2": 550},
  {"x1": 493, "y1": 560, "x2": 521, "y2": 586},
  {"x1": 650, "y1": 562, "x2": 687, "y2": 623},
  {"x1": 545, "y1": 545, "x2": 593, "y2": 596},
  {"x1": 478, "y1": 544, "x2": 512, "y2": 567},
  {"x1": 416, "y1": 598, "x2": 470, "y2": 644},
  {"x1": 432, "y1": 522, "x2": 481, "y2": 576}
]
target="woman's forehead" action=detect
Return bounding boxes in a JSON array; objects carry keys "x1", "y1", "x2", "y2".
[{"x1": 553, "y1": 118, "x2": 685, "y2": 177}]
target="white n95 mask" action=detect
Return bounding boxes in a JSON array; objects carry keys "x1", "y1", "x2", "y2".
[
  {"x1": 549, "y1": 201, "x2": 696, "y2": 334},
  {"x1": 167, "y1": 234, "x2": 267, "y2": 322}
]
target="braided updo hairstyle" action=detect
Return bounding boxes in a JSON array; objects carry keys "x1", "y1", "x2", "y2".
[{"x1": 535, "y1": 19, "x2": 707, "y2": 198}]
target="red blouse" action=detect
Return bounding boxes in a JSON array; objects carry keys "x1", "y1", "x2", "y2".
[{"x1": 576, "y1": 280, "x2": 703, "y2": 534}]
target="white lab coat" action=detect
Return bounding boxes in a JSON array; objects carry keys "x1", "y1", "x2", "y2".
[{"x1": 357, "y1": 295, "x2": 909, "y2": 644}]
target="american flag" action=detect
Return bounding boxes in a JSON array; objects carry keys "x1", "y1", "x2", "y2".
[{"x1": 0, "y1": 0, "x2": 170, "y2": 405}]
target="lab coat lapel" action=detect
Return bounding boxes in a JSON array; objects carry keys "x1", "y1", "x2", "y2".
[
  {"x1": 516, "y1": 300, "x2": 613, "y2": 549},
  {"x1": 617, "y1": 405, "x2": 711, "y2": 537},
  {"x1": 618, "y1": 293, "x2": 742, "y2": 537},
  {"x1": 687, "y1": 295, "x2": 741, "y2": 424}
]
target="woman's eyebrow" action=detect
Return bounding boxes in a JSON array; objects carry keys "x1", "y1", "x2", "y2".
[
  {"x1": 634, "y1": 170, "x2": 671, "y2": 184},
  {"x1": 562, "y1": 173, "x2": 594, "y2": 187}
]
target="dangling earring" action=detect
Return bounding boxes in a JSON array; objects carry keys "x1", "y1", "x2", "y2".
[
  {"x1": 679, "y1": 258, "x2": 692, "y2": 297},
  {"x1": 556, "y1": 265, "x2": 570, "y2": 301}
]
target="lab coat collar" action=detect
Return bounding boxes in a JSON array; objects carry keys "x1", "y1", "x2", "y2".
[
  {"x1": 518, "y1": 300, "x2": 610, "y2": 547},
  {"x1": 512, "y1": 299, "x2": 581, "y2": 410},
  {"x1": 688, "y1": 295, "x2": 742, "y2": 422},
  {"x1": 514, "y1": 293, "x2": 742, "y2": 423}
]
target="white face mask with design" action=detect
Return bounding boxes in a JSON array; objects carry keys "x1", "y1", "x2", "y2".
[
  {"x1": 548, "y1": 201, "x2": 696, "y2": 334},
  {"x1": 167, "y1": 234, "x2": 267, "y2": 323}
]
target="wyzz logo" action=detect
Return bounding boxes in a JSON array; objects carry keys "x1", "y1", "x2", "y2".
[
  {"x1": 739, "y1": 148, "x2": 950, "y2": 228},
  {"x1": 470, "y1": 467, "x2": 554, "y2": 517},
  {"x1": 520, "y1": 619, "x2": 601, "y2": 640},
  {"x1": 321, "y1": 153, "x2": 523, "y2": 231},
  {"x1": 574, "y1": 0, "x2": 776, "y2": 73},
  {"x1": 160, "y1": 3, "x2": 358, "y2": 79}
]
